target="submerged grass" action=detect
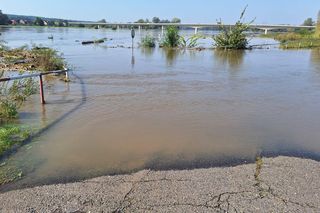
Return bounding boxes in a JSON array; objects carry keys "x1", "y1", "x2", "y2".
[{"x1": 0, "y1": 125, "x2": 31, "y2": 157}]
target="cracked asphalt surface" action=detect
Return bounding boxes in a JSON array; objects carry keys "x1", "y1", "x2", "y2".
[{"x1": 0, "y1": 156, "x2": 319, "y2": 212}]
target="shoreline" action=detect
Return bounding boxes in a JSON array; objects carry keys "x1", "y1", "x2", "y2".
[{"x1": 0, "y1": 156, "x2": 319, "y2": 212}]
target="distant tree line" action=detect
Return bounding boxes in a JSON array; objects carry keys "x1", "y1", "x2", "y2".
[
  {"x1": 0, "y1": 9, "x2": 69, "y2": 27},
  {"x1": 135, "y1": 17, "x2": 181, "y2": 24},
  {"x1": 33, "y1": 17, "x2": 69, "y2": 27}
]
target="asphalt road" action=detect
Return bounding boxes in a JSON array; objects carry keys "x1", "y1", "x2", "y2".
[{"x1": 0, "y1": 156, "x2": 319, "y2": 212}]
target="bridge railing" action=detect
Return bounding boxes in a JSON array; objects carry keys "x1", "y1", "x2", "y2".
[{"x1": 0, "y1": 68, "x2": 69, "y2": 104}]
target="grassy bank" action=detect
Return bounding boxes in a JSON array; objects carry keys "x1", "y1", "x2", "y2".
[
  {"x1": 261, "y1": 30, "x2": 320, "y2": 49},
  {"x1": 0, "y1": 44, "x2": 66, "y2": 160},
  {"x1": 0, "y1": 45, "x2": 65, "y2": 72}
]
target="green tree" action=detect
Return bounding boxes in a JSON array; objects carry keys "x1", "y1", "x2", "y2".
[
  {"x1": 136, "y1": 19, "x2": 145, "y2": 23},
  {"x1": 160, "y1": 19, "x2": 170, "y2": 23},
  {"x1": 152, "y1": 17, "x2": 160, "y2": 23},
  {"x1": 302, "y1": 18, "x2": 314, "y2": 26},
  {"x1": 171, "y1": 17, "x2": 181, "y2": 23},
  {"x1": 0, "y1": 10, "x2": 9, "y2": 25},
  {"x1": 34, "y1": 17, "x2": 44, "y2": 26},
  {"x1": 98, "y1": 19, "x2": 107, "y2": 23}
]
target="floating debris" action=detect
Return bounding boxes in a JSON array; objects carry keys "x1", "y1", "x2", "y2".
[{"x1": 81, "y1": 38, "x2": 106, "y2": 45}]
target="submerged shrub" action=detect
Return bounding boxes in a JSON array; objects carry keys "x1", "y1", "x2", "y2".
[
  {"x1": 141, "y1": 35, "x2": 156, "y2": 48},
  {"x1": 161, "y1": 26, "x2": 180, "y2": 48},
  {"x1": 213, "y1": 6, "x2": 253, "y2": 49}
]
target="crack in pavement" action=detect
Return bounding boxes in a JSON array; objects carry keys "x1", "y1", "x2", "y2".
[
  {"x1": 253, "y1": 156, "x2": 318, "y2": 210},
  {"x1": 112, "y1": 170, "x2": 151, "y2": 213},
  {"x1": 110, "y1": 158, "x2": 319, "y2": 213}
]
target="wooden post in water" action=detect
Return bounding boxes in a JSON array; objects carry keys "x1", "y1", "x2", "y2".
[{"x1": 39, "y1": 74, "x2": 45, "y2": 104}]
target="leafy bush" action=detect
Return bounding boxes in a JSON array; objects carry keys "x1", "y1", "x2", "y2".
[
  {"x1": 213, "y1": 6, "x2": 253, "y2": 49},
  {"x1": 141, "y1": 35, "x2": 156, "y2": 48},
  {"x1": 161, "y1": 26, "x2": 180, "y2": 48}
]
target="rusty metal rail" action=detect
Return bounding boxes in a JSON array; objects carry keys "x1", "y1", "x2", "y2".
[{"x1": 0, "y1": 68, "x2": 69, "y2": 104}]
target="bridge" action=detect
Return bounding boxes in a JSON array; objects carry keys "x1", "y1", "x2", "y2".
[{"x1": 69, "y1": 22, "x2": 316, "y2": 35}]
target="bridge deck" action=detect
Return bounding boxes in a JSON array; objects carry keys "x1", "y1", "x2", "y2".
[{"x1": 69, "y1": 22, "x2": 316, "y2": 29}]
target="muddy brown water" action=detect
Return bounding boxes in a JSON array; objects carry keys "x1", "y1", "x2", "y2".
[{"x1": 0, "y1": 27, "x2": 320, "y2": 190}]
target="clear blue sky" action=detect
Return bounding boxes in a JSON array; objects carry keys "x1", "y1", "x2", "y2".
[{"x1": 1, "y1": 0, "x2": 320, "y2": 24}]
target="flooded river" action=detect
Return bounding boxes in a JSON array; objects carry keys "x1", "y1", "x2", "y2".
[{"x1": 1, "y1": 27, "x2": 320, "y2": 190}]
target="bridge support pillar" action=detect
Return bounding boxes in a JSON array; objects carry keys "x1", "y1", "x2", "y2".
[
  {"x1": 117, "y1": 25, "x2": 120, "y2": 30},
  {"x1": 194, "y1": 27, "x2": 198, "y2": 34},
  {"x1": 138, "y1": 25, "x2": 141, "y2": 33},
  {"x1": 161, "y1": 26, "x2": 164, "y2": 36},
  {"x1": 264, "y1": 28, "x2": 268, "y2": 35}
]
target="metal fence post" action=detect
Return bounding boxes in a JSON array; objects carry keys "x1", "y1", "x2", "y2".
[{"x1": 39, "y1": 74, "x2": 45, "y2": 104}]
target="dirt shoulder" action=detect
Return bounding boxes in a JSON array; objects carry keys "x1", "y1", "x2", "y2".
[{"x1": 0, "y1": 156, "x2": 319, "y2": 212}]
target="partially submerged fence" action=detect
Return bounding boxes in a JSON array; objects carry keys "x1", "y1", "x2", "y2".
[{"x1": 0, "y1": 68, "x2": 69, "y2": 104}]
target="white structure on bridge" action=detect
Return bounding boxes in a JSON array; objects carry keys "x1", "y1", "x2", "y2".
[{"x1": 69, "y1": 22, "x2": 316, "y2": 35}]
